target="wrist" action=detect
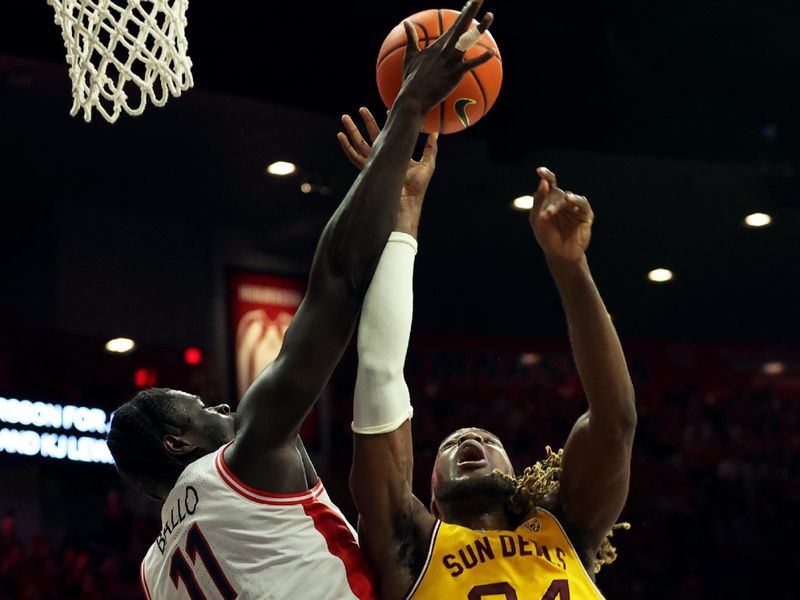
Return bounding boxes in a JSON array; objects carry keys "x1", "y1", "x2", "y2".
[
  {"x1": 393, "y1": 219, "x2": 419, "y2": 239},
  {"x1": 546, "y1": 253, "x2": 589, "y2": 279},
  {"x1": 391, "y1": 93, "x2": 426, "y2": 119},
  {"x1": 395, "y1": 204, "x2": 422, "y2": 239}
]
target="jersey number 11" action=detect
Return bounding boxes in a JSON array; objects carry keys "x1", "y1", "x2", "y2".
[{"x1": 169, "y1": 523, "x2": 238, "y2": 600}]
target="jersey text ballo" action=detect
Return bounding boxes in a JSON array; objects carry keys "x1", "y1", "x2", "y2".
[{"x1": 141, "y1": 442, "x2": 376, "y2": 600}]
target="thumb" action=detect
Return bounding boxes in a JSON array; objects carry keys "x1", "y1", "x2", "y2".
[
  {"x1": 420, "y1": 132, "x2": 439, "y2": 166},
  {"x1": 532, "y1": 177, "x2": 550, "y2": 218}
]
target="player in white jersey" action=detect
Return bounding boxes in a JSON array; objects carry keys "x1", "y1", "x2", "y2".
[
  {"x1": 106, "y1": 3, "x2": 498, "y2": 598},
  {"x1": 139, "y1": 444, "x2": 373, "y2": 599}
]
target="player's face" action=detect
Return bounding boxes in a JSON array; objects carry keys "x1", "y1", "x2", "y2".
[
  {"x1": 432, "y1": 427, "x2": 514, "y2": 488},
  {"x1": 173, "y1": 392, "x2": 236, "y2": 452}
]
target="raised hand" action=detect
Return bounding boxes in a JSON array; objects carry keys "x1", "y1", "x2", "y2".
[
  {"x1": 529, "y1": 167, "x2": 595, "y2": 264},
  {"x1": 399, "y1": 0, "x2": 495, "y2": 114},
  {"x1": 338, "y1": 107, "x2": 438, "y2": 237}
]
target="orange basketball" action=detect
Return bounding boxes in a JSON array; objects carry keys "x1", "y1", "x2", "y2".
[{"x1": 376, "y1": 8, "x2": 503, "y2": 135}]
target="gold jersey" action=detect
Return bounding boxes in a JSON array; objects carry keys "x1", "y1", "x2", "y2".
[{"x1": 407, "y1": 508, "x2": 604, "y2": 600}]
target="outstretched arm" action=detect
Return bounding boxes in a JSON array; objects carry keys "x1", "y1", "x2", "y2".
[
  {"x1": 530, "y1": 168, "x2": 636, "y2": 557},
  {"x1": 228, "y1": 1, "x2": 496, "y2": 494},
  {"x1": 342, "y1": 110, "x2": 438, "y2": 598}
]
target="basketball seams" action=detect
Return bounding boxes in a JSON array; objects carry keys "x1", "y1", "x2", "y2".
[
  {"x1": 378, "y1": 20, "x2": 434, "y2": 64},
  {"x1": 377, "y1": 9, "x2": 502, "y2": 134},
  {"x1": 377, "y1": 44, "x2": 410, "y2": 70},
  {"x1": 417, "y1": 21, "x2": 432, "y2": 46},
  {"x1": 469, "y1": 70, "x2": 489, "y2": 117},
  {"x1": 475, "y1": 41, "x2": 502, "y2": 63}
]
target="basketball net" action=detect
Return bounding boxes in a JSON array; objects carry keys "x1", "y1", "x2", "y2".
[{"x1": 47, "y1": 0, "x2": 194, "y2": 123}]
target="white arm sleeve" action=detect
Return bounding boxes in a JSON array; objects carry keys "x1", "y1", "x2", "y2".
[{"x1": 351, "y1": 231, "x2": 416, "y2": 434}]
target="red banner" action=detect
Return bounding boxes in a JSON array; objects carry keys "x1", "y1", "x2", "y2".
[{"x1": 229, "y1": 272, "x2": 306, "y2": 399}]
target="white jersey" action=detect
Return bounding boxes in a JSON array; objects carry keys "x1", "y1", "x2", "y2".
[{"x1": 140, "y1": 442, "x2": 377, "y2": 600}]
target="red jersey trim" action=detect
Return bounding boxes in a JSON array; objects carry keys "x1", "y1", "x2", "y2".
[
  {"x1": 140, "y1": 560, "x2": 153, "y2": 600},
  {"x1": 303, "y1": 501, "x2": 377, "y2": 600},
  {"x1": 215, "y1": 442, "x2": 324, "y2": 505}
]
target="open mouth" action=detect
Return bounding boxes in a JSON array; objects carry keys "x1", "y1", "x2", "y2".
[{"x1": 456, "y1": 440, "x2": 488, "y2": 467}]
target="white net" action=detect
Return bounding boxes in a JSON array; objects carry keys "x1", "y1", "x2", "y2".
[{"x1": 47, "y1": 0, "x2": 194, "y2": 124}]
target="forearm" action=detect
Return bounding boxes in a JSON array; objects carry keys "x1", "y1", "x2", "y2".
[
  {"x1": 313, "y1": 97, "x2": 424, "y2": 293},
  {"x1": 548, "y1": 255, "x2": 636, "y2": 427},
  {"x1": 352, "y1": 232, "x2": 416, "y2": 435}
]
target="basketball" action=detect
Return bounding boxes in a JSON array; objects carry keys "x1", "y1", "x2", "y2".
[{"x1": 376, "y1": 9, "x2": 503, "y2": 135}]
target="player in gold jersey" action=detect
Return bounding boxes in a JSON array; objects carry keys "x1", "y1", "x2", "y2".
[{"x1": 338, "y1": 110, "x2": 635, "y2": 599}]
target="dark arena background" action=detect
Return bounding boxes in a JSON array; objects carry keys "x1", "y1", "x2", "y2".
[{"x1": 1, "y1": 1, "x2": 799, "y2": 598}]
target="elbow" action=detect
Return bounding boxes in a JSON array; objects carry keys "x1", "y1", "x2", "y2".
[
  {"x1": 621, "y1": 404, "x2": 637, "y2": 436},
  {"x1": 322, "y1": 215, "x2": 392, "y2": 295},
  {"x1": 593, "y1": 393, "x2": 637, "y2": 442},
  {"x1": 616, "y1": 396, "x2": 637, "y2": 442},
  {"x1": 616, "y1": 384, "x2": 638, "y2": 433},
  {"x1": 327, "y1": 250, "x2": 377, "y2": 298},
  {"x1": 623, "y1": 385, "x2": 638, "y2": 428}
]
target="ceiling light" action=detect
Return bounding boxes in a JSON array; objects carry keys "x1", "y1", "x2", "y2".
[
  {"x1": 744, "y1": 212, "x2": 772, "y2": 228},
  {"x1": 647, "y1": 268, "x2": 673, "y2": 283},
  {"x1": 300, "y1": 182, "x2": 312, "y2": 194},
  {"x1": 519, "y1": 352, "x2": 541, "y2": 366},
  {"x1": 762, "y1": 362, "x2": 785, "y2": 375},
  {"x1": 512, "y1": 195, "x2": 534, "y2": 210},
  {"x1": 266, "y1": 161, "x2": 297, "y2": 176},
  {"x1": 105, "y1": 337, "x2": 135, "y2": 354}
]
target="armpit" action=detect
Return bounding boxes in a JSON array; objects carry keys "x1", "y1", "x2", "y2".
[{"x1": 392, "y1": 509, "x2": 428, "y2": 581}]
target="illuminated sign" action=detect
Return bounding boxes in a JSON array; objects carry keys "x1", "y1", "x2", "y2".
[
  {"x1": 0, "y1": 396, "x2": 113, "y2": 464},
  {"x1": 229, "y1": 272, "x2": 305, "y2": 398}
]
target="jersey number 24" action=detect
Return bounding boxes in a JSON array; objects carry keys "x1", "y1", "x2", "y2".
[{"x1": 468, "y1": 579, "x2": 570, "y2": 600}]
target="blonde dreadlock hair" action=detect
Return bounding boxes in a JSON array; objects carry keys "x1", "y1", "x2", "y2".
[{"x1": 500, "y1": 446, "x2": 630, "y2": 574}]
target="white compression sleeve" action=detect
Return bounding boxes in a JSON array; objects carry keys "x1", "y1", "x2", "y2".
[{"x1": 352, "y1": 231, "x2": 416, "y2": 434}]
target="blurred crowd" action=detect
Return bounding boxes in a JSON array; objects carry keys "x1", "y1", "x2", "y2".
[
  {"x1": 0, "y1": 491, "x2": 157, "y2": 600},
  {"x1": 1, "y1": 340, "x2": 797, "y2": 599}
]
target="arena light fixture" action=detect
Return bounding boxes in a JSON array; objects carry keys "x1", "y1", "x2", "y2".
[
  {"x1": 744, "y1": 212, "x2": 772, "y2": 228},
  {"x1": 300, "y1": 182, "x2": 313, "y2": 194},
  {"x1": 519, "y1": 352, "x2": 541, "y2": 366},
  {"x1": 762, "y1": 361, "x2": 785, "y2": 375},
  {"x1": 647, "y1": 268, "x2": 674, "y2": 283},
  {"x1": 266, "y1": 161, "x2": 297, "y2": 176},
  {"x1": 512, "y1": 195, "x2": 535, "y2": 210},
  {"x1": 105, "y1": 337, "x2": 135, "y2": 354}
]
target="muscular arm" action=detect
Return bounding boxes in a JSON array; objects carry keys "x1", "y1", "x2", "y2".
[
  {"x1": 353, "y1": 426, "x2": 433, "y2": 598},
  {"x1": 226, "y1": 97, "x2": 427, "y2": 492},
  {"x1": 337, "y1": 105, "x2": 441, "y2": 596},
  {"x1": 549, "y1": 256, "x2": 636, "y2": 555},
  {"x1": 226, "y1": 1, "x2": 496, "y2": 492},
  {"x1": 349, "y1": 234, "x2": 436, "y2": 598},
  {"x1": 529, "y1": 167, "x2": 636, "y2": 557}
]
